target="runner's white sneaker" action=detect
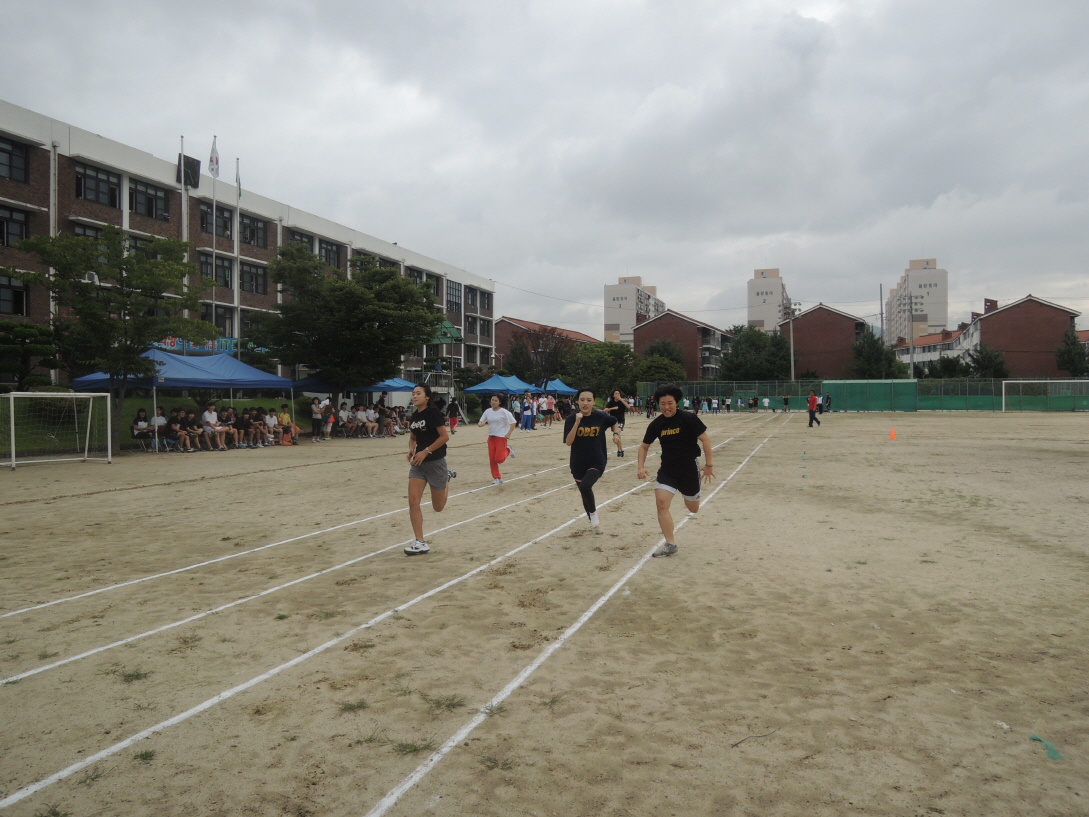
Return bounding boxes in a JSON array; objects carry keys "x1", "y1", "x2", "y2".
[
  {"x1": 507, "y1": 446, "x2": 515, "y2": 458},
  {"x1": 404, "y1": 540, "x2": 431, "y2": 556},
  {"x1": 652, "y1": 543, "x2": 678, "y2": 557},
  {"x1": 492, "y1": 477, "x2": 503, "y2": 485}
]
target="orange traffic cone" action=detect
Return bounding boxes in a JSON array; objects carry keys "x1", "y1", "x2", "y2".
[{"x1": 889, "y1": 428, "x2": 896, "y2": 440}]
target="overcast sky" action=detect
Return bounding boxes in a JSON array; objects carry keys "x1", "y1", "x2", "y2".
[{"x1": 3, "y1": 0, "x2": 1087, "y2": 335}]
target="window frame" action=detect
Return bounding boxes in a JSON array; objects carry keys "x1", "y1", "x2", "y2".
[
  {"x1": 478, "y1": 319, "x2": 492, "y2": 338},
  {"x1": 479, "y1": 290, "x2": 492, "y2": 311},
  {"x1": 214, "y1": 256, "x2": 233, "y2": 288},
  {"x1": 74, "y1": 162, "x2": 121, "y2": 208},
  {"x1": 318, "y1": 239, "x2": 340, "y2": 268},
  {"x1": 0, "y1": 137, "x2": 29, "y2": 183},
  {"x1": 240, "y1": 261, "x2": 267, "y2": 295},
  {"x1": 200, "y1": 302, "x2": 234, "y2": 336},
  {"x1": 446, "y1": 280, "x2": 462, "y2": 314},
  {"x1": 129, "y1": 179, "x2": 170, "y2": 221},
  {"x1": 239, "y1": 213, "x2": 267, "y2": 248},
  {"x1": 0, "y1": 274, "x2": 27, "y2": 316},
  {"x1": 289, "y1": 230, "x2": 313, "y2": 251},
  {"x1": 0, "y1": 205, "x2": 29, "y2": 247}
]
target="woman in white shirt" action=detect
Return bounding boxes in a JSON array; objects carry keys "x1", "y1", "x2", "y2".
[{"x1": 478, "y1": 394, "x2": 517, "y2": 484}]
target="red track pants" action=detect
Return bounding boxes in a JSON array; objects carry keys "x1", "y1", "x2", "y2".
[{"x1": 487, "y1": 435, "x2": 510, "y2": 479}]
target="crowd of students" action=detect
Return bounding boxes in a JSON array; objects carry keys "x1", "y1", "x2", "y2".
[{"x1": 131, "y1": 403, "x2": 304, "y2": 452}]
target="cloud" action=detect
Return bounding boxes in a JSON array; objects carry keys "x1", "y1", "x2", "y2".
[{"x1": 2, "y1": 0, "x2": 1086, "y2": 333}]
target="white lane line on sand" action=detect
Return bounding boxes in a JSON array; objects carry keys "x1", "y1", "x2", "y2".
[
  {"x1": 0, "y1": 423, "x2": 769, "y2": 810},
  {"x1": 1, "y1": 418, "x2": 770, "y2": 682},
  {"x1": 0, "y1": 462, "x2": 575, "y2": 621},
  {"x1": 362, "y1": 426, "x2": 780, "y2": 817}
]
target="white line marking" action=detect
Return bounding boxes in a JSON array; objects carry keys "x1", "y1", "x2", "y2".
[
  {"x1": 362, "y1": 429, "x2": 778, "y2": 817},
  {"x1": 1, "y1": 418, "x2": 774, "y2": 682},
  {"x1": 0, "y1": 462, "x2": 573, "y2": 620},
  {"x1": 0, "y1": 420, "x2": 777, "y2": 809}
]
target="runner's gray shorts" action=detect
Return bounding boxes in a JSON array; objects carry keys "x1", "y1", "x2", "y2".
[{"x1": 409, "y1": 457, "x2": 449, "y2": 490}]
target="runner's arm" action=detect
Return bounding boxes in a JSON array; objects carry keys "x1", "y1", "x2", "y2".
[{"x1": 636, "y1": 442, "x2": 651, "y2": 479}]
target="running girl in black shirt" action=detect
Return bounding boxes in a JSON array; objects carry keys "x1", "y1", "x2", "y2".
[
  {"x1": 637, "y1": 384, "x2": 714, "y2": 557},
  {"x1": 404, "y1": 383, "x2": 454, "y2": 556},
  {"x1": 564, "y1": 388, "x2": 620, "y2": 534},
  {"x1": 603, "y1": 389, "x2": 628, "y2": 457}
]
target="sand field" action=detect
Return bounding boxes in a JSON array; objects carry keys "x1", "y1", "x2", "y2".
[{"x1": 0, "y1": 409, "x2": 1087, "y2": 816}]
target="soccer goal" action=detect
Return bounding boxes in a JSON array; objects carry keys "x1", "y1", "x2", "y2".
[
  {"x1": 1001, "y1": 380, "x2": 1089, "y2": 412},
  {"x1": 2, "y1": 392, "x2": 112, "y2": 469}
]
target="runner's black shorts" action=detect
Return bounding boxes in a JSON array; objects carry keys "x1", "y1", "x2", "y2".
[
  {"x1": 655, "y1": 460, "x2": 701, "y2": 501},
  {"x1": 571, "y1": 459, "x2": 606, "y2": 481}
]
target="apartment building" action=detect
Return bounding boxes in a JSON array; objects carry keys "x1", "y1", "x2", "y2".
[
  {"x1": 604, "y1": 276, "x2": 667, "y2": 346},
  {"x1": 632, "y1": 310, "x2": 732, "y2": 380},
  {"x1": 747, "y1": 268, "x2": 791, "y2": 331},
  {"x1": 777, "y1": 304, "x2": 868, "y2": 379},
  {"x1": 0, "y1": 98, "x2": 495, "y2": 380},
  {"x1": 884, "y1": 258, "x2": 948, "y2": 344}
]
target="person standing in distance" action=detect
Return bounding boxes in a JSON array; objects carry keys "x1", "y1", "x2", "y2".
[
  {"x1": 807, "y1": 390, "x2": 821, "y2": 428},
  {"x1": 603, "y1": 388, "x2": 628, "y2": 457},
  {"x1": 478, "y1": 394, "x2": 517, "y2": 484},
  {"x1": 564, "y1": 388, "x2": 621, "y2": 534},
  {"x1": 404, "y1": 384, "x2": 454, "y2": 555},
  {"x1": 637, "y1": 385, "x2": 714, "y2": 557}
]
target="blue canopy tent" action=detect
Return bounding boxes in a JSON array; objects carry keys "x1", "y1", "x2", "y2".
[
  {"x1": 292, "y1": 375, "x2": 417, "y2": 394},
  {"x1": 73, "y1": 350, "x2": 292, "y2": 450},
  {"x1": 544, "y1": 378, "x2": 578, "y2": 395},
  {"x1": 463, "y1": 374, "x2": 540, "y2": 395},
  {"x1": 73, "y1": 349, "x2": 291, "y2": 392}
]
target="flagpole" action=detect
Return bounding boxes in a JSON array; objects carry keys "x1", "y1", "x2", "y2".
[
  {"x1": 180, "y1": 135, "x2": 189, "y2": 357},
  {"x1": 210, "y1": 135, "x2": 217, "y2": 350},
  {"x1": 235, "y1": 157, "x2": 242, "y2": 360}
]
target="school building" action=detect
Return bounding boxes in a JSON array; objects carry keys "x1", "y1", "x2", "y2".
[{"x1": 0, "y1": 98, "x2": 495, "y2": 382}]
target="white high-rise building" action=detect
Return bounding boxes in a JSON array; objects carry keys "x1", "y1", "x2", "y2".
[
  {"x1": 747, "y1": 269, "x2": 792, "y2": 331},
  {"x1": 884, "y1": 259, "x2": 948, "y2": 344},
  {"x1": 604, "y1": 276, "x2": 667, "y2": 346}
]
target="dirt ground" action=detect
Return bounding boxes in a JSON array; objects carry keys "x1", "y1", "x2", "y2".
[{"x1": 1, "y1": 409, "x2": 1087, "y2": 817}]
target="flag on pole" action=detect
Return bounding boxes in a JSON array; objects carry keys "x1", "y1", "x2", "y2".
[
  {"x1": 236, "y1": 158, "x2": 241, "y2": 201},
  {"x1": 209, "y1": 136, "x2": 220, "y2": 179}
]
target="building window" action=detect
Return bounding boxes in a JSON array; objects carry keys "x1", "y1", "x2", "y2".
[
  {"x1": 0, "y1": 275, "x2": 27, "y2": 315},
  {"x1": 129, "y1": 179, "x2": 169, "y2": 221},
  {"x1": 199, "y1": 202, "x2": 232, "y2": 238},
  {"x1": 0, "y1": 137, "x2": 28, "y2": 183},
  {"x1": 0, "y1": 205, "x2": 28, "y2": 247},
  {"x1": 239, "y1": 213, "x2": 266, "y2": 248},
  {"x1": 241, "y1": 261, "x2": 267, "y2": 295},
  {"x1": 478, "y1": 348, "x2": 490, "y2": 367},
  {"x1": 465, "y1": 345, "x2": 477, "y2": 365},
  {"x1": 75, "y1": 162, "x2": 120, "y2": 208},
  {"x1": 466, "y1": 286, "x2": 478, "y2": 307},
  {"x1": 318, "y1": 239, "x2": 340, "y2": 268},
  {"x1": 128, "y1": 236, "x2": 160, "y2": 260},
  {"x1": 479, "y1": 290, "x2": 492, "y2": 310},
  {"x1": 289, "y1": 230, "x2": 313, "y2": 251},
  {"x1": 426, "y1": 344, "x2": 443, "y2": 359},
  {"x1": 426, "y1": 274, "x2": 442, "y2": 299},
  {"x1": 446, "y1": 280, "x2": 462, "y2": 313},
  {"x1": 407, "y1": 267, "x2": 424, "y2": 286},
  {"x1": 200, "y1": 253, "x2": 212, "y2": 281},
  {"x1": 200, "y1": 303, "x2": 234, "y2": 336},
  {"x1": 478, "y1": 319, "x2": 491, "y2": 338},
  {"x1": 215, "y1": 256, "x2": 233, "y2": 288},
  {"x1": 465, "y1": 316, "x2": 477, "y2": 335},
  {"x1": 448, "y1": 356, "x2": 462, "y2": 370}
]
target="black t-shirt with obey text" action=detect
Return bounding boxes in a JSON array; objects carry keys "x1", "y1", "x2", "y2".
[
  {"x1": 410, "y1": 405, "x2": 447, "y2": 462},
  {"x1": 564, "y1": 409, "x2": 617, "y2": 472},
  {"x1": 643, "y1": 410, "x2": 707, "y2": 469}
]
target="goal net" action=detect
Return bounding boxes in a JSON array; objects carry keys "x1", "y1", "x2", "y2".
[
  {"x1": 1001, "y1": 380, "x2": 1089, "y2": 412},
  {"x1": 2, "y1": 392, "x2": 112, "y2": 469}
]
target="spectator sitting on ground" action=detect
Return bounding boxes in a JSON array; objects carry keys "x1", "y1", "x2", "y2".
[
  {"x1": 259, "y1": 407, "x2": 277, "y2": 445},
  {"x1": 235, "y1": 409, "x2": 255, "y2": 448},
  {"x1": 168, "y1": 409, "x2": 192, "y2": 451}
]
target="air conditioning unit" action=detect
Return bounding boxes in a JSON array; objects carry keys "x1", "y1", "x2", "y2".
[{"x1": 81, "y1": 272, "x2": 99, "y2": 284}]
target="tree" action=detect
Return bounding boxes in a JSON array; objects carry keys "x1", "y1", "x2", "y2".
[
  {"x1": 967, "y1": 343, "x2": 1009, "y2": 379},
  {"x1": 850, "y1": 327, "x2": 905, "y2": 379},
  {"x1": 1055, "y1": 326, "x2": 1088, "y2": 377},
  {"x1": 642, "y1": 338, "x2": 685, "y2": 366},
  {"x1": 14, "y1": 226, "x2": 217, "y2": 450},
  {"x1": 719, "y1": 327, "x2": 790, "y2": 381},
  {"x1": 559, "y1": 342, "x2": 637, "y2": 398},
  {"x1": 253, "y1": 246, "x2": 442, "y2": 401},
  {"x1": 0, "y1": 322, "x2": 60, "y2": 390},
  {"x1": 634, "y1": 354, "x2": 686, "y2": 384},
  {"x1": 917, "y1": 356, "x2": 972, "y2": 379},
  {"x1": 503, "y1": 323, "x2": 576, "y2": 386}
]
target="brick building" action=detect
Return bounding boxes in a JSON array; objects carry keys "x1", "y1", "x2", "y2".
[
  {"x1": 494, "y1": 317, "x2": 598, "y2": 367},
  {"x1": 894, "y1": 295, "x2": 1080, "y2": 377},
  {"x1": 777, "y1": 304, "x2": 868, "y2": 379},
  {"x1": 0, "y1": 98, "x2": 494, "y2": 382},
  {"x1": 632, "y1": 310, "x2": 731, "y2": 380}
]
